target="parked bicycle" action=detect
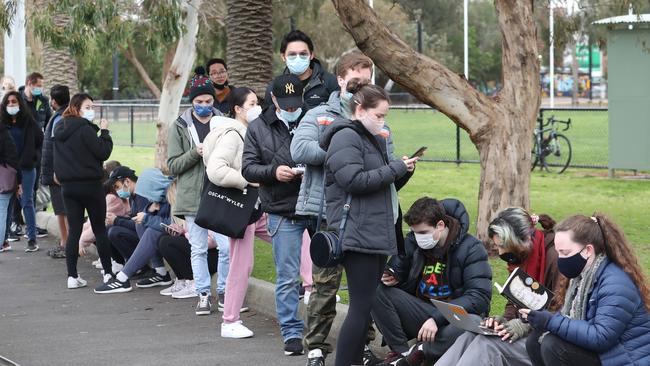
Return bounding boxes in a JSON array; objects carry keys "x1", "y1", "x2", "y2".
[{"x1": 531, "y1": 115, "x2": 572, "y2": 174}]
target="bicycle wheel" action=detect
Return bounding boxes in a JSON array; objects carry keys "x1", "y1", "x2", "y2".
[{"x1": 541, "y1": 134, "x2": 572, "y2": 174}]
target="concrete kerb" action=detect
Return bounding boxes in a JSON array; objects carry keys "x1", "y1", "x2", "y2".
[{"x1": 35, "y1": 211, "x2": 385, "y2": 353}]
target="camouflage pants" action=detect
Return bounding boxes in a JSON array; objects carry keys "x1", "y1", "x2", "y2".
[{"x1": 304, "y1": 264, "x2": 376, "y2": 354}]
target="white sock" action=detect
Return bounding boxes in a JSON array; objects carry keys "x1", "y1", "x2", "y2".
[
  {"x1": 155, "y1": 267, "x2": 167, "y2": 276},
  {"x1": 308, "y1": 349, "x2": 323, "y2": 358},
  {"x1": 116, "y1": 271, "x2": 128, "y2": 282}
]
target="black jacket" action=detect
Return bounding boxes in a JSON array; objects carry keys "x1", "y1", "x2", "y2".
[
  {"x1": 263, "y1": 59, "x2": 339, "y2": 111},
  {"x1": 319, "y1": 118, "x2": 408, "y2": 256},
  {"x1": 19, "y1": 86, "x2": 52, "y2": 129},
  {"x1": 0, "y1": 124, "x2": 21, "y2": 185},
  {"x1": 40, "y1": 106, "x2": 66, "y2": 186},
  {"x1": 53, "y1": 116, "x2": 113, "y2": 183},
  {"x1": 389, "y1": 198, "x2": 492, "y2": 325},
  {"x1": 2, "y1": 116, "x2": 43, "y2": 170},
  {"x1": 242, "y1": 105, "x2": 302, "y2": 217},
  {"x1": 113, "y1": 194, "x2": 153, "y2": 232}
]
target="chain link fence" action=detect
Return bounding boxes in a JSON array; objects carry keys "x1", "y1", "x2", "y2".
[{"x1": 98, "y1": 101, "x2": 609, "y2": 170}]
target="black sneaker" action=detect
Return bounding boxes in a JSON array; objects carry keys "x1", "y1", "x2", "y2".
[
  {"x1": 94, "y1": 278, "x2": 132, "y2": 294},
  {"x1": 7, "y1": 232, "x2": 20, "y2": 242},
  {"x1": 131, "y1": 267, "x2": 155, "y2": 281},
  {"x1": 284, "y1": 337, "x2": 304, "y2": 356},
  {"x1": 306, "y1": 349, "x2": 325, "y2": 366},
  {"x1": 25, "y1": 240, "x2": 39, "y2": 252},
  {"x1": 36, "y1": 227, "x2": 48, "y2": 238},
  {"x1": 217, "y1": 292, "x2": 225, "y2": 311},
  {"x1": 136, "y1": 272, "x2": 173, "y2": 288},
  {"x1": 363, "y1": 345, "x2": 383, "y2": 365},
  {"x1": 12, "y1": 224, "x2": 24, "y2": 236}
]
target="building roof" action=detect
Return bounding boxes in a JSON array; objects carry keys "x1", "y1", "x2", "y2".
[{"x1": 593, "y1": 14, "x2": 650, "y2": 25}]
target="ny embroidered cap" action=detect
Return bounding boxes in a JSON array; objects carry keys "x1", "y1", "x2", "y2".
[{"x1": 271, "y1": 74, "x2": 303, "y2": 110}]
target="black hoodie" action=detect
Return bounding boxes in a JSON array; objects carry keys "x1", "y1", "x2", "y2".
[{"x1": 53, "y1": 116, "x2": 113, "y2": 183}]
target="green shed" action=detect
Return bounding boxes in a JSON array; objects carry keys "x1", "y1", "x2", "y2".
[{"x1": 594, "y1": 12, "x2": 650, "y2": 170}]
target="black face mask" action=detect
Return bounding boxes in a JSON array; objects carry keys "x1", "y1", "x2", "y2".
[
  {"x1": 499, "y1": 252, "x2": 523, "y2": 265},
  {"x1": 214, "y1": 81, "x2": 229, "y2": 90},
  {"x1": 557, "y1": 249, "x2": 589, "y2": 278}
]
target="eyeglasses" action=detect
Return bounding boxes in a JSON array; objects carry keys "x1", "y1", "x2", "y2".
[
  {"x1": 286, "y1": 52, "x2": 310, "y2": 61},
  {"x1": 209, "y1": 71, "x2": 227, "y2": 77}
]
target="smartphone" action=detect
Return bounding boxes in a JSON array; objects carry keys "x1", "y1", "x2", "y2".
[
  {"x1": 292, "y1": 166, "x2": 306, "y2": 175},
  {"x1": 160, "y1": 222, "x2": 182, "y2": 236},
  {"x1": 384, "y1": 267, "x2": 396, "y2": 277},
  {"x1": 410, "y1": 146, "x2": 428, "y2": 159}
]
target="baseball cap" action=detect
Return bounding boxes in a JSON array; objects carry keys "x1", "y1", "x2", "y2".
[
  {"x1": 271, "y1": 74, "x2": 303, "y2": 110},
  {"x1": 108, "y1": 166, "x2": 138, "y2": 185}
]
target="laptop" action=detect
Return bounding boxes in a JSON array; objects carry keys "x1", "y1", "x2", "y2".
[{"x1": 430, "y1": 299, "x2": 500, "y2": 336}]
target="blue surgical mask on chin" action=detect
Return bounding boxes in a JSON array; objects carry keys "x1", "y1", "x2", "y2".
[
  {"x1": 286, "y1": 56, "x2": 310, "y2": 75},
  {"x1": 279, "y1": 108, "x2": 302, "y2": 123},
  {"x1": 32, "y1": 87, "x2": 43, "y2": 96},
  {"x1": 117, "y1": 189, "x2": 130, "y2": 199},
  {"x1": 193, "y1": 104, "x2": 212, "y2": 117}
]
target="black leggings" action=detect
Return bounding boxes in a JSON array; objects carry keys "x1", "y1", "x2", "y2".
[
  {"x1": 62, "y1": 181, "x2": 112, "y2": 278},
  {"x1": 157, "y1": 234, "x2": 217, "y2": 280},
  {"x1": 335, "y1": 251, "x2": 386, "y2": 366},
  {"x1": 526, "y1": 329, "x2": 601, "y2": 366}
]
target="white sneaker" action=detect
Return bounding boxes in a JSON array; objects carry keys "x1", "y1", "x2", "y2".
[
  {"x1": 67, "y1": 276, "x2": 87, "y2": 289},
  {"x1": 160, "y1": 279, "x2": 183, "y2": 296},
  {"x1": 111, "y1": 260, "x2": 124, "y2": 274},
  {"x1": 221, "y1": 321, "x2": 254, "y2": 338},
  {"x1": 172, "y1": 280, "x2": 198, "y2": 299},
  {"x1": 92, "y1": 259, "x2": 102, "y2": 269}
]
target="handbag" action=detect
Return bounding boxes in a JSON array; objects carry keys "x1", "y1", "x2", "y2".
[
  {"x1": 0, "y1": 164, "x2": 17, "y2": 193},
  {"x1": 309, "y1": 166, "x2": 351, "y2": 268},
  {"x1": 195, "y1": 181, "x2": 260, "y2": 239},
  {"x1": 194, "y1": 128, "x2": 260, "y2": 238}
]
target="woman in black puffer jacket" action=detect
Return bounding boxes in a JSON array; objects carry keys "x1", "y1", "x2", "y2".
[
  {"x1": 53, "y1": 93, "x2": 113, "y2": 289},
  {"x1": 319, "y1": 79, "x2": 418, "y2": 366}
]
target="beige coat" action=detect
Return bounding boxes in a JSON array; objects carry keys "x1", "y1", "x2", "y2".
[{"x1": 203, "y1": 116, "x2": 249, "y2": 190}]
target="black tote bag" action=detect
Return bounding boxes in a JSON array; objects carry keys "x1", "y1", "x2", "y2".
[{"x1": 195, "y1": 181, "x2": 260, "y2": 239}]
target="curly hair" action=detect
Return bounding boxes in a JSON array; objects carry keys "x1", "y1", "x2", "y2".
[{"x1": 551, "y1": 213, "x2": 650, "y2": 312}]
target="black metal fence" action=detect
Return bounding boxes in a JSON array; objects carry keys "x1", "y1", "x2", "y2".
[{"x1": 98, "y1": 101, "x2": 609, "y2": 170}]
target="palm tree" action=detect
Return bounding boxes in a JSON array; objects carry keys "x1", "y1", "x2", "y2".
[
  {"x1": 225, "y1": 0, "x2": 273, "y2": 95},
  {"x1": 38, "y1": 0, "x2": 79, "y2": 94}
]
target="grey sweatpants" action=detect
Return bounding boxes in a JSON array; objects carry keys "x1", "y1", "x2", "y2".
[{"x1": 434, "y1": 331, "x2": 532, "y2": 366}]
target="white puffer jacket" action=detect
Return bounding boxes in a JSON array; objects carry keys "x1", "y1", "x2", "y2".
[{"x1": 203, "y1": 116, "x2": 249, "y2": 191}]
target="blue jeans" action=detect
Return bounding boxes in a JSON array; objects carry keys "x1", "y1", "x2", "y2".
[
  {"x1": 121, "y1": 228, "x2": 165, "y2": 278},
  {"x1": 19, "y1": 168, "x2": 36, "y2": 241},
  {"x1": 0, "y1": 193, "x2": 11, "y2": 243},
  {"x1": 213, "y1": 231, "x2": 229, "y2": 295},
  {"x1": 185, "y1": 216, "x2": 230, "y2": 295},
  {"x1": 266, "y1": 214, "x2": 317, "y2": 342}
]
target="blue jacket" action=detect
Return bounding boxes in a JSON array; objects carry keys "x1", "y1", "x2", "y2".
[{"x1": 546, "y1": 258, "x2": 650, "y2": 366}]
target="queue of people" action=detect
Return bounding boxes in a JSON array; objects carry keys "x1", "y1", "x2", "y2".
[{"x1": 1, "y1": 29, "x2": 648, "y2": 366}]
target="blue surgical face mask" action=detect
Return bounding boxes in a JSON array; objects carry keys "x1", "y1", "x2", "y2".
[
  {"x1": 6, "y1": 106, "x2": 19, "y2": 116},
  {"x1": 83, "y1": 110, "x2": 95, "y2": 121},
  {"x1": 286, "y1": 55, "x2": 310, "y2": 75},
  {"x1": 117, "y1": 189, "x2": 130, "y2": 199},
  {"x1": 279, "y1": 108, "x2": 302, "y2": 123},
  {"x1": 193, "y1": 103, "x2": 212, "y2": 117},
  {"x1": 32, "y1": 87, "x2": 43, "y2": 96}
]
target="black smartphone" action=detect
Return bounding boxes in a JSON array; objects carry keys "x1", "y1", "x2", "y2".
[{"x1": 410, "y1": 146, "x2": 428, "y2": 159}]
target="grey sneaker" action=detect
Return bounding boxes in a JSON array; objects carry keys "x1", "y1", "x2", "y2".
[
  {"x1": 25, "y1": 240, "x2": 39, "y2": 252},
  {"x1": 217, "y1": 292, "x2": 225, "y2": 312},
  {"x1": 196, "y1": 293, "x2": 212, "y2": 315}
]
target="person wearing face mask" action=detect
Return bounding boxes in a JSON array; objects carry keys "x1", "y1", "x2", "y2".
[
  {"x1": 292, "y1": 52, "x2": 415, "y2": 366},
  {"x1": 263, "y1": 30, "x2": 338, "y2": 111},
  {"x1": 434, "y1": 208, "x2": 559, "y2": 366},
  {"x1": 18, "y1": 72, "x2": 52, "y2": 130},
  {"x1": 519, "y1": 214, "x2": 650, "y2": 366},
  {"x1": 0, "y1": 91, "x2": 44, "y2": 253},
  {"x1": 367, "y1": 197, "x2": 492, "y2": 366},
  {"x1": 202, "y1": 87, "x2": 269, "y2": 338},
  {"x1": 206, "y1": 58, "x2": 236, "y2": 114},
  {"x1": 242, "y1": 74, "x2": 313, "y2": 356},
  {"x1": 53, "y1": 93, "x2": 113, "y2": 289},
  {"x1": 317, "y1": 80, "x2": 418, "y2": 366},
  {"x1": 169, "y1": 68, "x2": 229, "y2": 316}
]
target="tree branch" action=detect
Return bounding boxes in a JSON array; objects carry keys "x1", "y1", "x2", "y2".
[
  {"x1": 121, "y1": 43, "x2": 162, "y2": 99},
  {"x1": 331, "y1": 0, "x2": 496, "y2": 137}
]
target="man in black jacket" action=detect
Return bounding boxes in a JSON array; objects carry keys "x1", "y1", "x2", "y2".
[
  {"x1": 19, "y1": 72, "x2": 52, "y2": 130},
  {"x1": 243, "y1": 74, "x2": 313, "y2": 357},
  {"x1": 263, "y1": 30, "x2": 338, "y2": 111},
  {"x1": 41, "y1": 85, "x2": 69, "y2": 258},
  {"x1": 372, "y1": 197, "x2": 492, "y2": 365}
]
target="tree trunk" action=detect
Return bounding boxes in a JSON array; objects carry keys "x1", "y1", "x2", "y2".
[
  {"x1": 331, "y1": 0, "x2": 540, "y2": 246},
  {"x1": 225, "y1": 0, "x2": 273, "y2": 96},
  {"x1": 122, "y1": 43, "x2": 162, "y2": 99},
  {"x1": 162, "y1": 42, "x2": 177, "y2": 86},
  {"x1": 37, "y1": 0, "x2": 78, "y2": 94},
  {"x1": 154, "y1": 0, "x2": 202, "y2": 172},
  {"x1": 570, "y1": 38, "x2": 579, "y2": 105}
]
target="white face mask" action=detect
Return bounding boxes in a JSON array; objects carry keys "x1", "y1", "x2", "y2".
[
  {"x1": 359, "y1": 112, "x2": 384, "y2": 136},
  {"x1": 83, "y1": 110, "x2": 95, "y2": 121},
  {"x1": 414, "y1": 232, "x2": 439, "y2": 250},
  {"x1": 6, "y1": 106, "x2": 19, "y2": 116},
  {"x1": 245, "y1": 105, "x2": 262, "y2": 123}
]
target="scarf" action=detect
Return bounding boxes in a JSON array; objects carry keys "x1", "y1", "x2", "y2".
[
  {"x1": 562, "y1": 254, "x2": 607, "y2": 320},
  {"x1": 508, "y1": 229, "x2": 546, "y2": 284}
]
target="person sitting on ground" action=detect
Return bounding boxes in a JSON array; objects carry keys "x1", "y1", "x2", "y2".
[
  {"x1": 94, "y1": 168, "x2": 173, "y2": 294},
  {"x1": 435, "y1": 208, "x2": 559, "y2": 366},
  {"x1": 372, "y1": 197, "x2": 492, "y2": 366},
  {"x1": 520, "y1": 214, "x2": 650, "y2": 366},
  {"x1": 105, "y1": 166, "x2": 149, "y2": 266}
]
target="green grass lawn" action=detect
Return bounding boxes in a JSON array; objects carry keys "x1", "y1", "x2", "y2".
[{"x1": 106, "y1": 108, "x2": 647, "y2": 315}]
